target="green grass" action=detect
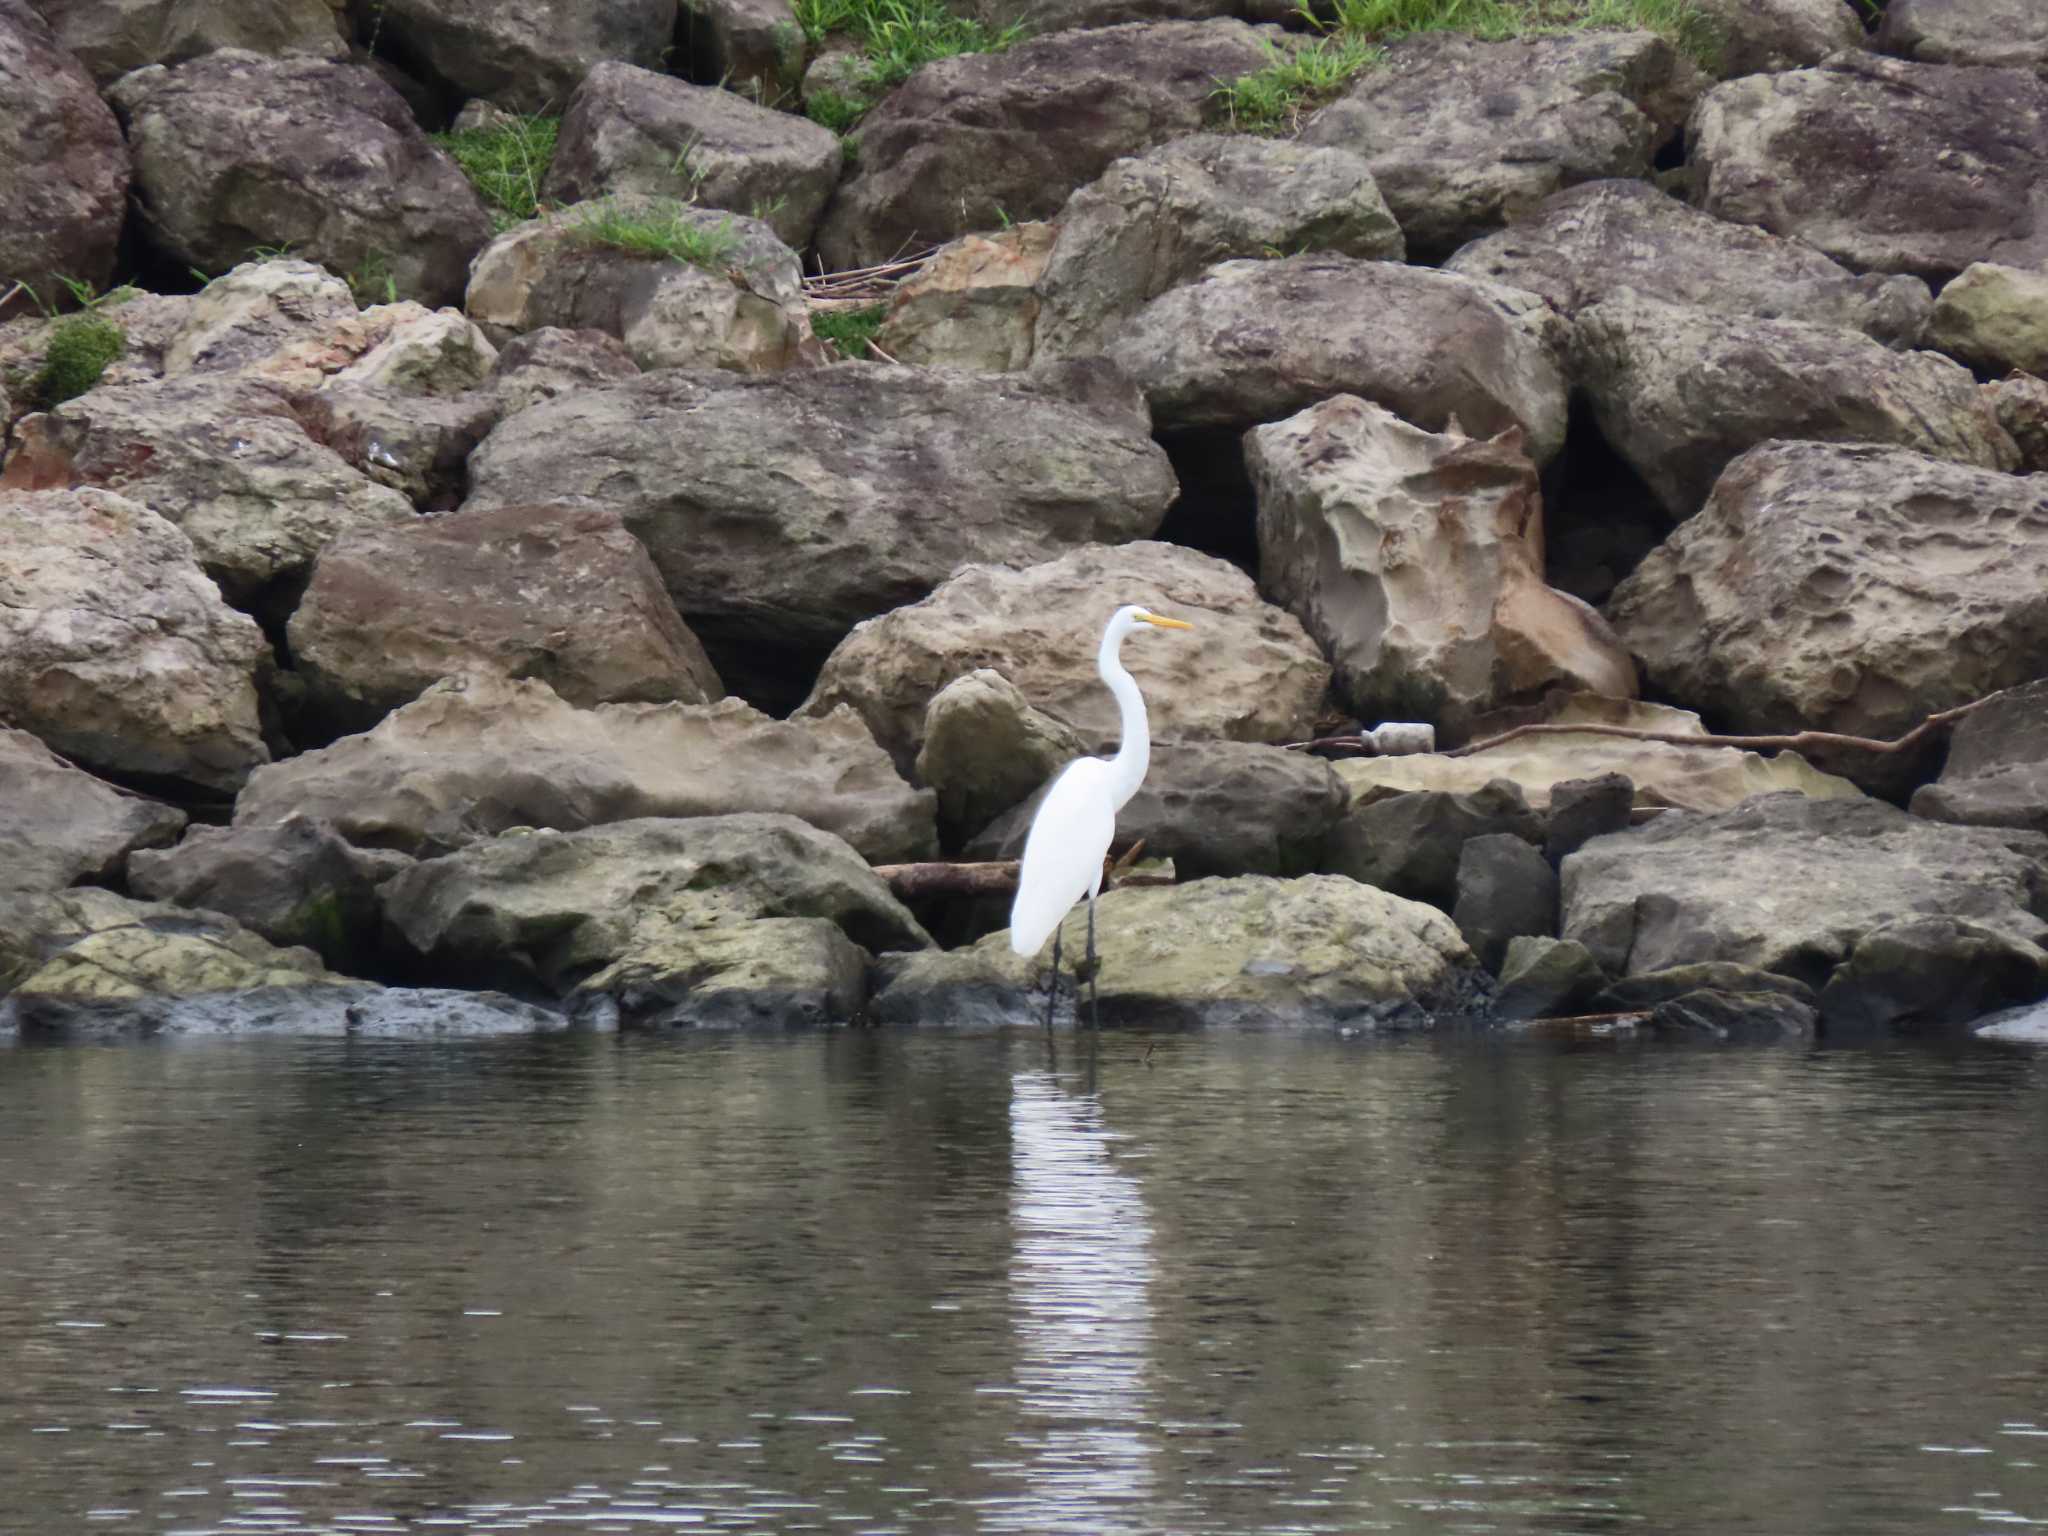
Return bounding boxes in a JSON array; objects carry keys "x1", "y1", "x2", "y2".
[
  {"x1": 33, "y1": 311, "x2": 124, "y2": 407},
  {"x1": 805, "y1": 87, "x2": 869, "y2": 133},
  {"x1": 794, "y1": 0, "x2": 1019, "y2": 123},
  {"x1": 431, "y1": 114, "x2": 559, "y2": 230},
  {"x1": 811, "y1": 303, "x2": 887, "y2": 360},
  {"x1": 1213, "y1": 34, "x2": 1385, "y2": 134},
  {"x1": 571, "y1": 200, "x2": 742, "y2": 270}
]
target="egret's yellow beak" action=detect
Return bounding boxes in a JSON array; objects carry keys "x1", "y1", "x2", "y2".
[{"x1": 1138, "y1": 611, "x2": 1194, "y2": 630}]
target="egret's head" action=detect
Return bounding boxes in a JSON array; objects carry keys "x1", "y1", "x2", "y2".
[{"x1": 1110, "y1": 603, "x2": 1194, "y2": 638}]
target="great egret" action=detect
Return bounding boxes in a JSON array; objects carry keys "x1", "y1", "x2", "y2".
[{"x1": 1008, "y1": 604, "x2": 1193, "y2": 1028}]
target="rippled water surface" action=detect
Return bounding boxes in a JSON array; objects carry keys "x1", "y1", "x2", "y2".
[{"x1": 4, "y1": 1030, "x2": 2048, "y2": 1535}]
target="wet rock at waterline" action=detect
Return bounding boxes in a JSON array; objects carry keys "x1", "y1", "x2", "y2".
[
  {"x1": 1643, "y1": 988, "x2": 1818, "y2": 1042},
  {"x1": 1911, "y1": 679, "x2": 2048, "y2": 834},
  {"x1": 1033, "y1": 134, "x2": 1405, "y2": 361},
  {"x1": 1443, "y1": 180, "x2": 1930, "y2": 348},
  {"x1": 289, "y1": 502, "x2": 724, "y2": 737},
  {"x1": 872, "y1": 875, "x2": 1486, "y2": 1030},
  {"x1": 29, "y1": 0, "x2": 346, "y2": 84},
  {"x1": 1817, "y1": 916, "x2": 2048, "y2": 1037},
  {"x1": 0, "y1": 729, "x2": 186, "y2": 895},
  {"x1": 108, "y1": 51, "x2": 490, "y2": 305},
  {"x1": 1322, "y1": 779, "x2": 1543, "y2": 913},
  {"x1": 1452, "y1": 834, "x2": 1559, "y2": 974},
  {"x1": 916, "y1": 670, "x2": 1085, "y2": 839},
  {"x1": 1606, "y1": 442, "x2": 2048, "y2": 745},
  {"x1": 1571, "y1": 294, "x2": 2016, "y2": 522},
  {"x1": 0, "y1": 489, "x2": 269, "y2": 793},
  {"x1": 1493, "y1": 936, "x2": 1606, "y2": 1022},
  {"x1": 1297, "y1": 29, "x2": 1701, "y2": 260},
  {"x1": 1595, "y1": 961, "x2": 1818, "y2": 1014},
  {"x1": 815, "y1": 19, "x2": 1275, "y2": 270},
  {"x1": 231, "y1": 675, "x2": 937, "y2": 864},
  {"x1": 1247, "y1": 395, "x2": 1635, "y2": 730},
  {"x1": 799, "y1": 541, "x2": 1331, "y2": 776},
  {"x1": 1107, "y1": 256, "x2": 1571, "y2": 457},
  {"x1": 1878, "y1": 0, "x2": 2048, "y2": 73},
  {"x1": 463, "y1": 197, "x2": 810, "y2": 373},
  {"x1": 343, "y1": 0, "x2": 677, "y2": 115}
]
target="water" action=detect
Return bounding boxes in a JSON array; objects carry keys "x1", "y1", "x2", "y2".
[{"x1": 3, "y1": 1030, "x2": 2047, "y2": 1535}]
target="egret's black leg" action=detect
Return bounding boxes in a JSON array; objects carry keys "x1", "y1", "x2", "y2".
[
  {"x1": 1045, "y1": 922, "x2": 1063, "y2": 1032},
  {"x1": 1086, "y1": 892, "x2": 1100, "y2": 1031}
]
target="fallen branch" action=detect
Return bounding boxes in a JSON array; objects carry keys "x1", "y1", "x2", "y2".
[{"x1": 872, "y1": 842, "x2": 1168, "y2": 901}]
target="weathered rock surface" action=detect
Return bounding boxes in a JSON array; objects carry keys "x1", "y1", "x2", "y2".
[
  {"x1": 1247, "y1": 395, "x2": 1635, "y2": 729},
  {"x1": 484, "y1": 325, "x2": 641, "y2": 414},
  {"x1": 1108, "y1": 256, "x2": 1571, "y2": 456},
  {"x1": 159, "y1": 259, "x2": 360, "y2": 377},
  {"x1": 1989, "y1": 372, "x2": 2048, "y2": 473},
  {"x1": 1298, "y1": 29, "x2": 1701, "y2": 259},
  {"x1": 110, "y1": 51, "x2": 491, "y2": 305},
  {"x1": 1879, "y1": 0, "x2": 2048, "y2": 72},
  {"x1": 678, "y1": 0, "x2": 805, "y2": 108},
  {"x1": 1493, "y1": 935, "x2": 1606, "y2": 1021},
  {"x1": 1607, "y1": 441, "x2": 2048, "y2": 742},
  {"x1": 127, "y1": 815, "x2": 411, "y2": 969},
  {"x1": 464, "y1": 363, "x2": 1175, "y2": 698},
  {"x1": 1817, "y1": 915, "x2": 2048, "y2": 1035},
  {"x1": 1912, "y1": 679, "x2": 2048, "y2": 833},
  {"x1": 967, "y1": 740, "x2": 1350, "y2": 878},
  {"x1": 1544, "y1": 771, "x2": 1636, "y2": 865},
  {"x1": 1596, "y1": 960, "x2": 1817, "y2": 1013},
  {"x1": 289, "y1": 502, "x2": 722, "y2": 736},
  {"x1": 345, "y1": 0, "x2": 677, "y2": 113},
  {"x1": 34, "y1": 0, "x2": 345, "y2": 84},
  {"x1": 1644, "y1": 987, "x2": 1818, "y2": 1040},
  {"x1": 799, "y1": 541, "x2": 1331, "y2": 774},
  {"x1": 816, "y1": 19, "x2": 1275, "y2": 270},
  {"x1": 1573, "y1": 294, "x2": 2016, "y2": 519},
  {"x1": 464, "y1": 196, "x2": 809, "y2": 373},
  {"x1": 1691, "y1": 53, "x2": 2048, "y2": 279},
  {"x1": 1444, "y1": 180, "x2": 1930, "y2": 348},
  {"x1": 0, "y1": 0, "x2": 130, "y2": 313},
  {"x1": 1690, "y1": 0, "x2": 1865, "y2": 76},
  {"x1": 1453, "y1": 832, "x2": 1558, "y2": 973},
  {"x1": 916, "y1": 669, "x2": 1084, "y2": 836},
  {"x1": 232, "y1": 674, "x2": 937, "y2": 863},
  {"x1": 0, "y1": 729, "x2": 186, "y2": 894},
  {"x1": 1560, "y1": 796, "x2": 2048, "y2": 1026},
  {"x1": 1926, "y1": 264, "x2": 2048, "y2": 376},
  {"x1": 874, "y1": 224, "x2": 1054, "y2": 372},
  {"x1": 545, "y1": 63, "x2": 842, "y2": 250},
  {"x1": 0, "y1": 489, "x2": 269, "y2": 792},
  {"x1": 1033, "y1": 134, "x2": 1405, "y2": 360},
  {"x1": 1323, "y1": 778, "x2": 1542, "y2": 912},
  {"x1": 872, "y1": 874, "x2": 1486, "y2": 1029}
]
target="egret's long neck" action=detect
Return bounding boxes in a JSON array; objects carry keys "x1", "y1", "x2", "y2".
[{"x1": 1100, "y1": 623, "x2": 1150, "y2": 811}]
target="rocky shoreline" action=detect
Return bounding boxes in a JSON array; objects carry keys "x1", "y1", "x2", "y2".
[{"x1": 5, "y1": 0, "x2": 2048, "y2": 1044}]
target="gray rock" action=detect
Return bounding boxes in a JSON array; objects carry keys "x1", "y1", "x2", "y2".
[
  {"x1": 916, "y1": 670, "x2": 1084, "y2": 838},
  {"x1": 346, "y1": 0, "x2": 676, "y2": 114},
  {"x1": 0, "y1": 729, "x2": 186, "y2": 894},
  {"x1": 1034, "y1": 133, "x2": 1404, "y2": 360},
  {"x1": 0, "y1": 0, "x2": 130, "y2": 312},
  {"x1": 1817, "y1": 915, "x2": 2048, "y2": 1035},
  {"x1": 1689, "y1": 0, "x2": 1865, "y2": 76},
  {"x1": 1646, "y1": 989, "x2": 1817, "y2": 1041},
  {"x1": 873, "y1": 224, "x2": 1054, "y2": 372},
  {"x1": 159, "y1": 259, "x2": 360, "y2": 377},
  {"x1": 1596, "y1": 961, "x2": 1818, "y2": 1011},
  {"x1": 1880, "y1": 0, "x2": 2048, "y2": 72},
  {"x1": 1298, "y1": 28, "x2": 1702, "y2": 259},
  {"x1": 1573, "y1": 293, "x2": 2016, "y2": 521},
  {"x1": 1925, "y1": 263, "x2": 2048, "y2": 376},
  {"x1": 232, "y1": 673, "x2": 937, "y2": 863},
  {"x1": 571, "y1": 916, "x2": 872, "y2": 1029},
  {"x1": 872, "y1": 873, "x2": 1484, "y2": 1030},
  {"x1": 1444, "y1": 179, "x2": 1929, "y2": 348},
  {"x1": 678, "y1": 0, "x2": 806, "y2": 108},
  {"x1": 1607, "y1": 441, "x2": 2048, "y2": 743},
  {"x1": 798, "y1": 540, "x2": 1332, "y2": 776},
  {"x1": 1108, "y1": 255, "x2": 1571, "y2": 454},
  {"x1": 1453, "y1": 833, "x2": 1558, "y2": 973},
  {"x1": 485, "y1": 325, "x2": 641, "y2": 414},
  {"x1": 1561, "y1": 794, "x2": 2048, "y2": 991},
  {"x1": 545, "y1": 62, "x2": 842, "y2": 250},
  {"x1": 1493, "y1": 935, "x2": 1606, "y2": 1021},
  {"x1": 0, "y1": 489, "x2": 269, "y2": 793},
  {"x1": 110, "y1": 51, "x2": 491, "y2": 305},
  {"x1": 1989, "y1": 372, "x2": 2048, "y2": 473},
  {"x1": 817, "y1": 19, "x2": 1276, "y2": 270},
  {"x1": 1692, "y1": 52, "x2": 2048, "y2": 279},
  {"x1": 967, "y1": 740, "x2": 1350, "y2": 879},
  {"x1": 1912, "y1": 679, "x2": 2048, "y2": 834},
  {"x1": 32, "y1": 0, "x2": 345, "y2": 83},
  {"x1": 1322, "y1": 779, "x2": 1543, "y2": 912}
]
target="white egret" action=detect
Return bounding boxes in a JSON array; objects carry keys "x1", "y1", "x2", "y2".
[{"x1": 1008, "y1": 604, "x2": 1193, "y2": 1028}]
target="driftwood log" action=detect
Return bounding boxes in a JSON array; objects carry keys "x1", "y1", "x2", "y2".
[{"x1": 873, "y1": 840, "x2": 1162, "y2": 901}]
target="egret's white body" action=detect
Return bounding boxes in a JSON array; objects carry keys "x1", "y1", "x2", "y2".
[{"x1": 1008, "y1": 605, "x2": 1190, "y2": 959}]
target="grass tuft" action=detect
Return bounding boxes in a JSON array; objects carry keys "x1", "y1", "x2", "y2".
[
  {"x1": 571, "y1": 200, "x2": 743, "y2": 271},
  {"x1": 811, "y1": 303, "x2": 887, "y2": 359},
  {"x1": 33, "y1": 311, "x2": 124, "y2": 407},
  {"x1": 431, "y1": 114, "x2": 560, "y2": 231},
  {"x1": 794, "y1": 0, "x2": 1019, "y2": 126},
  {"x1": 1213, "y1": 34, "x2": 1384, "y2": 134}
]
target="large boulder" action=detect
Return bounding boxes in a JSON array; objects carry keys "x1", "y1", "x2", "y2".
[
  {"x1": 463, "y1": 362, "x2": 1176, "y2": 701},
  {"x1": 1572, "y1": 293, "x2": 2016, "y2": 520},
  {"x1": 1925, "y1": 264, "x2": 2048, "y2": 377},
  {"x1": 1817, "y1": 915, "x2": 2048, "y2": 1036},
  {"x1": 1691, "y1": 53, "x2": 2048, "y2": 279},
  {"x1": 872, "y1": 874, "x2": 1486, "y2": 1029},
  {"x1": 0, "y1": 729, "x2": 186, "y2": 894},
  {"x1": 231, "y1": 674, "x2": 937, "y2": 863},
  {"x1": 158, "y1": 259, "x2": 360, "y2": 377},
  {"x1": 1246, "y1": 395, "x2": 1635, "y2": 730},
  {"x1": 872, "y1": 223, "x2": 1055, "y2": 372},
  {"x1": 1032, "y1": 133, "x2": 1405, "y2": 360},
  {"x1": 0, "y1": 489, "x2": 269, "y2": 793},
  {"x1": 33, "y1": 0, "x2": 345, "y2": 83},
  {"x1": 1879, "y1": 0, "x2": 2048, "y2": 71},
  {"x1": 545, "y1": 62, "x2": 842, "y2": 251},
  {"x1": 1297, "y1": 29, "x2": 1702, "y2": 260},
  {"x1": 464, "y1": 196, "x2": 809, "y2": 373},
  {"x1": 677, "y1": 0, "x2": 806, "y2": 108},
  {"x1": 1689, "y1": 0, "x2": 1865, "y2": 76},
  {"x1": 798, "y1": 541, "x2": 1332, "y2": 775},
  {"x1": 816, "y1": 19, "x2": 1275, "y2": 270},
  {"x1": 1560, "y1": 794, "x2": 2048, "y2": 1028},
  {"x1": 1452, "y1": 832, "x2": 1558, "y2": 973},
  {"x1": 288, "y1": 502, "x2": 723, "y2": 737},
  {"x1": 1607, "y1": 441, "x2": 2048, "y2": 743},
  {"x1": 1912, "y1": 679, "x2": 2048, "y2": 834},
  {"x1": 1443, "y1": 179, "x2": 1930, "y2": 348},
  {"x1": 1322, "y1": 777, "x2": 1543, "y2": 912},
  {"x1": 1108, "y1": 255, "x2": 1571, "y2": 454},
  {"x1": 344, "y1": 0, "x2": 677, "y2": 113},
  {"x1": 915, "y1": 669, "x2": 1084, "y2": 837},
  {"x1": 0, "y1": 0, "x2": 129, "y2": 316},
  {"x1": 484, "y1": 325, "x2": 641, "y2": 414},
  {"x1": 380, "y1": 815, "x2": 930, "y2": 1025},
  {"x1": 110, "y1": 52, "x2": 491, "y2": 305}
]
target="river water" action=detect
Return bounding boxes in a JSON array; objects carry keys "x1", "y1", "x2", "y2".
[{"x1": 3, "y1": 1030, "x2": 2046, "y2": 1535}]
